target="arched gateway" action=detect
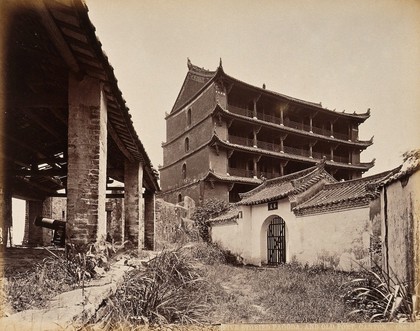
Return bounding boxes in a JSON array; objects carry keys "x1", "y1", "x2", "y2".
[{"x1": 267, "y1": 216, "x2": 286, "y2": 264}]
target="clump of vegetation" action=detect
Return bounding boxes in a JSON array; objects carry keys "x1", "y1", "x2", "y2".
[
  {"x1": 5, "y1": 253, "x2": 80, "y2": 312},
  {"x1": 91, "y1": 246, "x2": 216, "y2": 329},
  {"x1": 4, "y1": 239, "x2": 123, "y2": 313},
  {"x1": 343, "y1": 266, "x2": 415, "y2": 322},
  {"x1": 191, "y1": 199, "x2": 230, "y2": 242}
]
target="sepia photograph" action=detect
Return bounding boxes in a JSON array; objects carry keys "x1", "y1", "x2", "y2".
[{"x1": 0, "y1": 0, "x2": 419, "y2": 330}]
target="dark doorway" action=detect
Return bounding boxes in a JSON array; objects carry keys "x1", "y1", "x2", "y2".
[{"x1": 267, "y1": 216, "x2": 286, "y2": 264}]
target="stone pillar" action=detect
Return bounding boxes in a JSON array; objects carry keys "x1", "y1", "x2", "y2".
[
  {"x1": 280, "y1": 108, "x2": 284, "y2": 125},
  {"x1": 144, "y1": 190, "x2": 155, "y2": 250},
  {"x1": 67, "y1": 73, "x2": 108, "y2": 246},
  {"x1": 330, "y1": 146, "x2": 334, "y2": 161},
  {"x1": 330, "y1": 121, "x2": 334, "y2": 138},
  {"x1": 309, "y1": 116, "x2": 313, "y2": 133},
  {"x1": 124, "y1": 160, "x2": 144, "y2": 249},
  {"x1": 25, "y1": 200, "x2": 44, "y2": 246},
  {"x1": 253, "y1": 129, "x2": 258, "y2": 147}
]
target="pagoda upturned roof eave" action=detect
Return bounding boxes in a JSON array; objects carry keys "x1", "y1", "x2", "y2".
[
  {"x1": 204, "y1": 171, "x2": 263, "y2": 185},
  {"x1": 210, "y1": 134, "x2": 375, "y2": 171},
  {"x1": 212, "y1": 105, "x2": 373, "y2": 148},
  {"x1": 221, "y1": 72, "x2": 371, "y2": 122},
  {"x1": 168, "y1": 60, "x2": 370, "y2": 122},
  {"x1": 169, "y1": 61, "x2": 222, "y2": 115}
]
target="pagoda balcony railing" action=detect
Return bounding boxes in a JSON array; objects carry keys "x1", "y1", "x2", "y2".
[
  {"x1": 227, "y1": 135, "x2": 353, "y2": 165},
  {"x1": 228, "y1": 135, "x2": 253, "y2": 147},
  {"x1": 333, "y1": 154, "x2": 350, "y2": 163},
  {"x1": 256, "y1": 112, "x2": 282, "y2": 125},
  {"x1": 257, "y1": 140, "x2": 281, "y2": 152},
  {"x1": 228, "y1": 105, "x2": 254, "y2": 118},
  {"x1": 312, "y1": 150, "x2": 327, "y2": 159},
  {"x1": 227, "y1": 167, "x2": 280, "y2": 179},
  {"x1": 283, "y1": 145, "x2": 310, "y2": 157},
  {"x1": 259, "y1": 171, "x2": 281, "y2": 179},
  {"x1": 227, "y1": 104, "x2": 350, "y2": 141},
  {"x1": 228, "y1": 167, "x2": 254, "y2": 178}
]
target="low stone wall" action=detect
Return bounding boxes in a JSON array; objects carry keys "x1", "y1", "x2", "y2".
[{"x1": 155, "y1": 197, "x2": 197, "y2": 250}]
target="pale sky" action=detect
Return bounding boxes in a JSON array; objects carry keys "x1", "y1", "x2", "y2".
[{"x1": 86, "y1": 0, "x2": 420, "y2": 175}]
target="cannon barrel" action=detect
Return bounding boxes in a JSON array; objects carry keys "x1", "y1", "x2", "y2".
[{"x1": 34, "y1": 216, "x2": 66, "y2": 230}]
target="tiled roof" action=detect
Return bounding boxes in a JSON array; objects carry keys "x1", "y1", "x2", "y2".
[
  {"x1": 204, "y1": 171, "x2": 263, "y2": 185},
  {"x1": 212, "y1": 105, "x2": 373, "y2": 148},
  {"x1": 170, "y1": 59, "x2": 370, "y2": 122},
  {"x1": 210, "y1": 134, "x2": 374, "y2": 171},
  {"x1": 372, "y1": 150, "x2": 420, "y2": 188},
  {"x1": 293, "y1": 170, "x2": 394, "y2": 215},
  {"x1": 44, "y1": 0, "x2": 160, "y2": 191},
  {"x1": 170, "y1": 60, "x2": 216, "y2": 113},
  {"x1": 208, "y1": 206, "x2": 240, "y2": 224},
  {"x1": 238, "y1": 163, "x2": 336, "y2": 205}
]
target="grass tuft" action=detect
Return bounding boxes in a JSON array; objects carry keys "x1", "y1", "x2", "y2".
[{"x1": 343, "y1": 265, "x2": 415, "y2": 322}]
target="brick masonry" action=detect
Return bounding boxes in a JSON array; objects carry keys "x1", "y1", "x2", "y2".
[
  {"x1": 124, "y1": 160, "x2": 144, "y2": 249},
  {"x1": 67, "y1": 73, "x2": 107, "y2": 245}
]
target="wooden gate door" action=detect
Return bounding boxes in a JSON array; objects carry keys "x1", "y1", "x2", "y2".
[{"x1": 267, "y1": 216, "x2": 286, "y2": 264}]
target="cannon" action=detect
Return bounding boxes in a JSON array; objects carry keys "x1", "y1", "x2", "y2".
[{"x1": 34, "y1": 216, "x2": 66, "y2": 247}]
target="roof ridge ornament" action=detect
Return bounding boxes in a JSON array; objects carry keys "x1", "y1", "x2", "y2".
[
  {"x1": 219, "y1": 57, "x2": 223, "y2": 69},
  {"x1": 187, "y1": 57, "x2": 192, "y2": 70}
]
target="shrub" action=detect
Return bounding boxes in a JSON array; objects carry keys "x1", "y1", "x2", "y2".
[{"x1": 191, "y1": 199, "x2": 230, "y2": 242}]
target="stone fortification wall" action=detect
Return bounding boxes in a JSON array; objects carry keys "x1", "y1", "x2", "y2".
[{"x1": 155, "y1": 197, "x2": 197, "y2": 250}]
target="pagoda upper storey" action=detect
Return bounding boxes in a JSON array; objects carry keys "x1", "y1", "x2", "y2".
[{"x1": 168, "y1": 59, "x2": 372, "y2": 146}]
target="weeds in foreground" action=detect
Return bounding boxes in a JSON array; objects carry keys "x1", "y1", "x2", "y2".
[
  {"x1": 90, "y1": 246, "x2": 216, "y2": 329},
  {"x1": 343, "y1": 265, "x2": 415, "y2": 322},
  {"x1": 4, "y1": 239, "x2": 125, "y2": 313}
]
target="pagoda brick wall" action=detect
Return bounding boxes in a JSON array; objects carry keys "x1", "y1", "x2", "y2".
[
  {"x1": 166, "y1": 84, "x2": 216, "y2": 142},
  {"x1": 209, "y1": 148, "x2": 228, "y2": 174},
  {"x1": 160, "y1": 148, "x2": 210, "y2": 191},
  {"x1": 163, "y1": 116, "x2": 214, "y2": 166}
]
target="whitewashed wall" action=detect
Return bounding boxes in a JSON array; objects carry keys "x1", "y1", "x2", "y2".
[{"x1": 210, "y1": 198, "x2": 371, "y2": 270}]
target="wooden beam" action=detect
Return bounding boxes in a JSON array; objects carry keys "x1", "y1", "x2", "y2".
[
  {"x1": 49, "y1": 108, "x2": 68, "y2": 125},
  {"x1": 14, "y1": 168, "x2": 67, "y2": 177},
  {"x1": 34, "y1": 0, "x2": 80, "y2": 73},
  {"x1": 14, "y1": 92, "x2": 67, "y2": 109},
  {"x1": 19, "y1": 109, "x2": 64, "y2": 139},
  {"x1": 108, "y1": 123, "x2": 134, "y2": 162}
]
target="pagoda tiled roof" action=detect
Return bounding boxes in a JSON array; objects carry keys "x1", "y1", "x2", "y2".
[
  {"x1": 204, "y1": 171, "x2": 263, "y2": 185},
  {"x1": 212, "y1": 104, "x2": 373, "y2": 148},
  {"x1": 293, "y1": 170, "x2": 394, "y2": 215},
  {"x1": 170, "y1": 59, "x2": 370, "y2": 122},
  {"x1": 209, "y1": 134, "x2": 375, "y2": 171},
  {"x1": 237, "y1": 162, "x2": 336, "y2": 205}
]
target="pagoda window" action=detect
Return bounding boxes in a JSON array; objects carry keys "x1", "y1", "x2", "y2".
[
  {"x1": 182, "y1": 163, "x2": 187, "y2": 179},
  {"x1": 178, "y1": 194, "x2": 182, "y2": 203},
  {"x1": 187, "y1": 108, "x2": 192, "y2": 126},
  {"x1": 185, "y1": 137, "x2": 190, "y2": 152}
]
